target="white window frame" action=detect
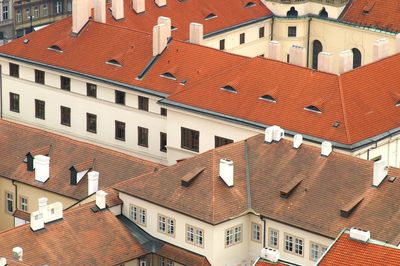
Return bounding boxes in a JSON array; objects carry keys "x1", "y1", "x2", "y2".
[
  {"x1": 251, "y1": 222, "x2": 262, "y2": 242},
  {"x1": 56, "y1": 1, "x2": 62, "y2": 14},
  {"x1": 284, "y1": 233, "x2": 304, "y2": 257},
  {"x1": 43, "y1": 4, "x2": 48, "y2": 17},
  {"x1": 225, "y1": 224, "x2": 242, "y2": 247},
  {"x1": 2, "y1": 5, "x2": 8, "y2": 21},
  {"x1": 129, "y1": 204, "x2": 146, "y2": 226},
  {"x1": 20, "y1": 196, "x2": 28, "y2": 212},
  {"x1": 159, "y1": 257, "x2": 174, "y2": 266},
  {"x1": 16, "y1": 10, "x2": 21, "y2": 23},
  {"x1": 34, "y1": 6, "x2": 39, "y2": 18},
  {"x1": 310, "y1": 242, "x2": 328, "y2": 261},
  {"x1": 269, "y1": 228, "x2": 279, "y2": 248},
  {"x1": 158, "y1": 214, "x2": 175, "y2": 237},
  {"x1": 5, "y1": 191, "x2": 13, "y2": 213},
  {"x1": 186, "y1": 224, "x2": 204, "y2": 247}
]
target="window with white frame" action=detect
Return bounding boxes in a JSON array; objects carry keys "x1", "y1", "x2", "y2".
[
  {"x1": 43, "y1": 4, "x2": 48, "y2": 17},
  {"x1": 34, "y1": 6, "x2": 39, "y2": 18},
  {"x1": 285, "y1": 233, "x2": 304, "y2": 256},
  {"x1": 158, "y1": 214, "x2": 175, "y2": 236},
  {"x1": 25, "y1": 8, "x2": 30, "y2": 19},
  {"x1": 16, "y1": 10, "x2": 21, "y2": 23},
  {"x1": 20, "y1": 196, "x2": 28, "y2": 212},
  {"x1": 225, "y1": 225, "x2": 242, "y2": 247},
  {"x1": 269, "y1": 228, "x2": 279, "y2": 248},
  {"x1": 2, "y1": 5, "x2": 8, "y2": 21},
  {"x1": 186, "y1": 224, "x2": 204, "y2": 247},
  {"x1": 129, "y1": 205, "x2": 146, "y2": 226},
  {"x1": 251, "y1": 223, "x2": 261, "y2": 242},
  {"x1": 5, "y1": 192, "x2": 13, "y2": 213},
  {"x1": 159, "y1": 257, "x2": 174, "y2": 266},
  {"x1": 310, "y1": 242, "x2": 328, "y2": 261},
  {"x1": 56, "y1": 1, "x2": 62, "y2": 14}
]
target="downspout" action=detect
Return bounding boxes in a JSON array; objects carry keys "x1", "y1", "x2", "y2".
[
  {"x1": 260, "y1": 215, "x2": 266, "y2": 247},
  {"x1": 270, "y1": 16, "x2": 275, "y2": 41},
  {"x1": 12, "y1": 180, "x2": 18, "y2": 227},
  {"x1": 306, "y1": 17, "x2": 311, "y2": 68}
]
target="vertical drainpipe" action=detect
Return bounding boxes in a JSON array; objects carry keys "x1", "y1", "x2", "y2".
[
  {"x1": 260, "y1": 215, "x2": 266, "y2": 247},
  {"x1": 270, "y1": 16, "x2": 275, "y2": 41},
  {"x1": 306, "y1": 17, "x2": 311, "y2": 68}
]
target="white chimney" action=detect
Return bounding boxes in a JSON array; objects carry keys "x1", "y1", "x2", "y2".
[
  {"x1": 72, "y1": 0, "x2": 89, "y2": 35},
  {"x1": 219, "y1": 159, "x2": 234, "y2": 187},
  {"x1": 153, "y1": 24, "x2": 168, "y2": 56},
  {"x1": 289, "y1": 45, "x2": 306, "y2": 67},
  {"x1": 30, "y1": 210, "x2": 44, "y2": 231},
  {"x1": 112, "y1": 0, "x2": 124, "y2": 20},
  {"x1": 396, "y1": 33, "x2": 400, "y2": 53},
  {"x1": 373, "y1": 159, "x2": 388, "y2": 187},
  {"x1": 46, "y1": 202, "x2": 63, "y2": 222},
  {"x1": 12, "y1": 247, "x2": 23, "y2": 261},
  {"x1": 268, "y1": 41, "x2": 281, "y2": 61},
  {"x1": 94, "y1": 0, "x2": 106, "y2": 23},
  {"x1": 0, "y1": 258, "x2": 6, "y2": 266},
  {"x1": 34, "y1": 155, "x2": 50, "y2": 183},
  {"x1": 265, "y1": 125, "x2": 284, "y2": 143},
  {"x1": 155, "y1": 0, "x2": 166, "y2": 7},
  {"x1": 339, "y1": 50, "x2": 354, "y2": 74},
  {"x1": 132, "y1": 0, "x2": 145, "y2": 13},
  {"x1": 260, "y1": 248, "x2": 280, "y2": 263},
  {"x1": 321, "y1": 141, "x2": 332, "y2": 156},
  {"x1": 189, "y1": 22, "x2": 203, "y2": 45},
  {"x1": 38, "y1": 197, "x2": 48, "y2": 221},
  {"x1": 317, "y1": 52, "x2": 334, "y2": 73},
  {"x1": 157, "y1": 16, "x2": 171, "y2": 39},
  {"x1": 373, "y1": 38, "x2": 389, "y2": 61},
  {"x1": 88, "y1": 171, "x2": 99, "y2": 195},
  {"x1": 349, "y1": 227, "x2": 370, "y2": 242},
  {"x1": 293, "y1": 134, "x2": 303, "y2": 149},
  {"x1": 273, "y1": 126, "x2": 284, "y2": 142},
  {"x1": 96, "y1": 190, "x2": 108, "y2": 210}
]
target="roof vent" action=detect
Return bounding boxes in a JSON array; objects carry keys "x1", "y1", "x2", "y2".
[
  {"x1": 305, "y1": 105, "x2": 322, "y2": 113},
  {"x1": 260, "y1": 247, "x2": 280, "y2": 263},
  {"x1": 34, "y1": 155, "x2": 50, "y2": 183},
  {"x1": 23, "y1": 39, "x2": 29, "y2": 44},
  {"x1": 12, "y1": 247, "x2": 23, "y2": 261},
  {"x1": 265, "y1": 126, "x2": 284, "y2": 143},
  {"x1": 293, "y1": 134, "x2": 303, "y2": 149},
  {"x1": 161, "y1": 72, "x2": 176, "y2": 80},
  {"x1": 259, "y1": 95, "x2": 276, "y2": 103},
  {"x1": 245, "y1": 1, "x2": 256, "y2": 8},
  {"x1": 0, "y1": 258, "x2": 6, "y2": 266},
  {"x1": 373, "y1": 39, "x2": 389, "y2": 61},
  {"x1": 181, "y1": 167, "x2": 205, "y2": 187},
  {"x1": 373, "y1": 159, "x2": 388, "y2": 187},
  {"x1": 96, "y1": 190, "x2": 108, "y2": 210},
  {"x1": 349, "y1": 227, "x2": 370, "y2": 242},
  {"x1": 106, "y1": 59, "x2": 122, "y2": 67},
  {"x1": 219, "y1": 159, "x2": 234, "y2": 187},
  {"x1": 48, "y1": 45, "x2": 63, "y2": 52},
  {"x1": 205, "y1": 13, "x2": 217, "y2": 20},
  {"x1": 221, "y1": 85, "x2": 237, "y2": 93},
  {"x1": 321, "y1": 141, "x2": 332, "y2": 157},
  {"x1": 155, "y1": 0, "x2": 166, "y2": 7}
]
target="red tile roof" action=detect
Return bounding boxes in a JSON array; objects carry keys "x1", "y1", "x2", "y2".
[
  {"x1": 318, "y1": 230, "x2": 400, "y2": 265},
  {"x1": 255, "y1": 260, "x2": 287, "y2": 266},
  {"x1": 115, "y1": 133, "x2": 400, "y2": 244},
  {"x1": 340, "y1": 0, "x2": 400, "y2": 32}
]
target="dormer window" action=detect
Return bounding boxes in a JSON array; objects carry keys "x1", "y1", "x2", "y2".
[
  {"x1": 259, "y1": 95, "x2": 276, "y2": 103},
  {"x1": 171, "y1": 25, "x2": 178, "y2": 31},
  {"x1": 106, "y1": 59, "x2": 122, "y2": 67},
  {"x1": 396, "y1": 101, "x2": 400, "y2": 107},
  {"x1": 221, "y1": 85, "x2": 237, "y2": 94},
  {"x1": 161, "y1": 72, "x2": 176, "y2": 80},
  {"x1": 305, "y1": 105, "x2": 322, "y2": 113},
  {"x1": 48, "y1": 45, "x2": 63, "y2": 53},
  {"x1": 245, "y1": 1, "x2": 255, "y2": 8},
  {"x1": 205, "y1": 13, "x2": 217, "y2": 20}
]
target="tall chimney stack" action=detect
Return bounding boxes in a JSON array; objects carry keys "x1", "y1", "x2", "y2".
[
  {"x1": 88, "y1": 171, "x2": 99, "y2": 195},
  {"x1": 268, "y1": 41, "x2": 281, "y2": 61},
  {"x1": 133, "y1": 0, "x2": 145, "y2": 13},
  {"x1": 72, "y1": 0, "x2": 89, "y2": 35},
  {"x1": 94, "y1": 0, "x2": 106, "y2": 23},
  {"x1": 317, "y1": 52, "x2": 334, "y2": 73},
  {"x1": 155, "y1": 0, "x2": 166, "y2": 7},
  {"x1": 219, "y1": 159, "x2": 234, "y2": 187},
  {"x1": 373, "y1": 159, "x2": 388, "y2": 187},
  {"x1": 338, "y1": 50, "x2": 353, "y2": 74},
  {"x1": 153, "y1": 24, "x2": 168, "y2": 56},
  {"x1": 96, "y1": 190, "x2": 108, "y2": 210},
  {"x1": 112, "y1": 0, "x2": 124, "y2": 20},
  {"x1": 373, "y1": 38, "x2": 389, "y2": 61},
  {"x1": 189, "y1": 23, "x2": 203, "y2": 45},
  {"x1": 289, "y1": 45, "x2": 306, "y2": 67},
  {"x1": 34, "y1": 155, "x2": 50, "y2": 183},
  {"x1": 157, "y1": 16, "x2": 171, "y2": 39}
]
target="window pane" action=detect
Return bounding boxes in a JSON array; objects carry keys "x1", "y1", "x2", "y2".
[
  {"x1": 115, "y1": 90, "x2": 125, "y2": 105},
  {"x1": 35, "y1": 99, "x2": 45, "y2": 119},
  {"x1": 86, "y1": 113, "x2": 97, "y2": 133},
  {"x1": 60, "y1": 76, "x2": 71, "y2": 91},
  {"x1": 9, "y1": 63, "x2": 19, "y2": 78},
  {"x1": 138, "y1": 127, "x2": 148, "y2": 147},
  {"x1": 115, "y1": 121, "x2": 125, "y2": 141},
  {"x1": 160, "y1": 132, "x2": 167, "y2": 152},
  {"x1": 60, "y1": 106, "x2": 71, "y2": 126},
  {"x1": 86, "y1": 83, "x2": 97, "y2": 98},
  {"x1": 138, "y1": 96, "x2": 149, "y2": 111},
  {"x1": 215, "y1": 136, "x2": 233, "y2": 148},
  {"x1": 35, "y1": 70, "x2": 45, "y2": 84},
  {"x1": 181, "y1": 127, "x2": 199, "y2": 152},
  {"x1": 9, "y1": 92, "x2": 20, "y2": 113}
]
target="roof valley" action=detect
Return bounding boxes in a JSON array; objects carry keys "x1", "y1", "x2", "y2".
[{"x1": 338, "y1": 75, "x2": 352, "y2": 144}]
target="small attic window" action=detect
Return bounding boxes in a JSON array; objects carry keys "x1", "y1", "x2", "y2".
[
  {"x1": 180, "y1": 79, "x2": 187, "y2": 86},
  {"x1": 171, "y1": 25, "x2": 178, "y2": 31},
  {"x1": 106, "y1": 59, "x2": 122, "y2": 67},
  {"x1": 259, "y1": 95, "x2": 276, "y2": 103},
  {"x1": 304, "y1": 105, "x2": 322, "y2": 114},
  {"x1": 205, "y1": 13, "x2": 217, "y2": 20},
  {"x1": 395, "y1": 101, "x2": 400, "y2": 107},
  {"x1": 23, "y1": 39, "x2": 29, "y2": 44},
  {"x1": 48, "y1": 45, "x2": 63, "y2": 53},
  {"x1": 161, "y1": 72, "x2": 176, "y2": 80},
  {"x1": 245, "y1": 1, "x2": 256, "y2": 8},
  {"x1": 221, "y1": 85, "x2": 237, "y2": 93}
]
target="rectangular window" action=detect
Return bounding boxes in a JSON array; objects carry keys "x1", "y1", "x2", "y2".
[
  {"x1": 251, "y1": 223, "x2": 261, "y2": 242},
  {"x1": 26, "y1": 8, "x2": 30, "y2": 19},
  {"x1": 181, "y1": 127, "x2": 199, "y2": 152},
  {"x1": 158, "y1": 214, "x2": 175, "y2": 237},
  {"x1": 9, "y1": 92, "x2": 20, "y2": 113},
  {"x1": 159, "y1": 257, "x2": 174, "y2": 266},
  {"x1": 186, "y1": 224, "x2": 204, "y2": 247},
  {"x1": 43, "y1": 4, "x2": 48, "y2": 17},
  {"x1": 160, "y1": 107, "x2": 167, "y2": 116},
  {"x1": 310, "y1": 242, "x2": 328, "y2": 261},
  {"x1": 115, "y1": 90, "x2": 125, "y2": 105},
  {"x1": 16, "y1": 10, "x2": 21, "y2": 23},
  {"x1": 9, "y1": 63, "x2": 19, "y2": 78},
  {"x1": 219, "y1": 39, "x2": 225, "y2": 50},
  {"x1": 56, "y1": 1, "x2": 62, "y2": 14},
  {"x1": 285, "y1": 233, "x2": 303, "y2": 256},
  {"x1": 5, "y1": 192, "x2": 13, "y2": 213},
  {"x1": 86, "y1": 83, "x2": 97, "y2": 98},
  {"x1": 138, "y1": 127, "x2": 148, "y2": 147},
  {"x1": 60, "y1": 76, "x2": 70, "y2": 91},
  {"x1": 225, "y1": 225, "x2": 242, "y2": 247},
  {"x1": 288, "y1": 26, "x2": 297, "y2": 37},
  {"x1": 86, "y1": 113, "x2": 97, "y2": 133},
  {"x1": 35, "y1": 99, "x2": 45, "y2": 120},
  {"x1": 2, "y1": 5, "x2": 8, "y2": 20},
  {"x1": 60, "y1": 106, "x2": 71, "y2": 126},
  {"x1": 259, "y1": 27, "x2": 265, "y2": 38},
  {"x1": 35, "y1": 69, "x2": 45, "y2": 84},
  {"x1": 129, "y1": 205, "x2": 146, "y2": 226},
  {"x1": 138, "y1": 96, "x2": 149, "y2": 111},
  {"x1": 269, "y1": 228, "x2": 279, "y2": 248},
  {"x1": 215, "y1": 136, "x2": 233, "y2": 148},
  {"x1": 160, "y1": 132, "x2": 167, "y2": 152},
  {"x1": 115, "y1": 121, "x2": 125, "y2": 141},
  {"x1": 20, "y1": 196, "x2": 28, "y2": 212},
  {"x1": 34, "y1": 6, "x2": 39, "y2": 18},
  {"x1": 240, "y1": 33, "x2": 245, "y2": 44}
]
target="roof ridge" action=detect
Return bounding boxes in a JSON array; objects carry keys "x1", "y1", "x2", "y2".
[
  {"x1": 337, "y1": 75, "x2": 352, "y2": 143},
  {"x1": 90, "y1": 19, "x2": 152, "y2": 37}
]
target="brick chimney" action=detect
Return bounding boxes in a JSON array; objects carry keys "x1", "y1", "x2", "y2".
[
  {"x1": 317, "y1": 52, "x2": 334, "y2": 73},
  {"x1": 72, "y1": 0, "x2": 89, "y2": 35},
  {"x1": 34, "y1": 155, "x2": 50, "y2": 183},
  {"x1": 289, "y1": 45, "x2": 306, "y2": 67},
  {"x1": 338, "y1": 50, "x2": 353, "y2": 74},
  {"x1": 157, "y1": 16, "x2": 171, "y2": 39},
  {"x1": 189, "y1": 23, "x2": 203, "y2": 45},
  {"x1": 153, "y1": 24, "x2": 168, "y2": 56},
  {"x1": 219, "y1": 159, "x2": 234, "y2": 187},
  {"x1": 88, "y1": 171, "x2": 99, "y2": 195},
  {"x1": 268, "y1": 41, "x2": 281, "y2": 61},
  {"x1": 373, "y1": 38, "x2": 389, "y2": 61},
  {"x1": 155, "y1": 0, "x2": 166, "y2": 7},
  {"x1": 94, "y1": 0, "x2": 106, "y2": 23},
  {"x1": 112, "y1": 0, "x2": 124, "y2": 20},
  {"x1": 133, "y1": 0, "x2": 145, "y2": 13}
]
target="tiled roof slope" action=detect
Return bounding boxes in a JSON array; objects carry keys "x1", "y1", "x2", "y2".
[
  {"x1": 104, "y1": 0, "x2": 272, "y2": 40},
  {"x1": 0, "y1": 204, "x2": 148, "y2": 266},
  {"x1": 115, "y1": 134, "x2": 400, "y2": 244},
  {"x1": 317, "y1": 230, "x2": 400, "y2": 265},
  {"x1": 0, "y1": 119, "x2": 159, "y2": 200},
  {"x1": 340, "y1": 0, "x2": 400, "y2": 33}
]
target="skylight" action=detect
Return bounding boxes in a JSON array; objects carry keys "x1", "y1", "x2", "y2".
[
  {"x1": 259, "y1": 95, "x2": 276, "y2": 103},
  {"x1": 205, "y1": 13, "x2": 217, "y2": 20},
  {"x1": 161, "y1": 72, "x2": 176, "y2": 80},
  {"x1": 221, "y1": 85, "x2": 237, "y2": 93},
  {"x1": 48, "y1": 45, "x2": 63, "y2": 53},
  {"x1": 304, "y1": 105, "x2": 322, "y2": 113},
  {"x1": 245, "y1": 1, "x2": 256, "y2": 8},
  {"x1": 106, "y1": 59, "x2": 122, "y2": 67}
]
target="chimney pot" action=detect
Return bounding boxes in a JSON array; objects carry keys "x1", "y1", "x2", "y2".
[
  {"x1": 132, "y1": 0, "x2": 145, "y2": 13},
  {"x1": 289, "y1": 45, "x2": 306, "y2": 67},
  {"x1": 373, "y1": 38, "x2": 389, "y2": 61},
  {"x1": 155, "y1": 0, "x2": 166, "y2": 7},
  {"x1": 189, "y1": 22, "x2": 203, "y2": 45},
  {"x1": 268, "y1": 41, "x2": 281, "y2": 61},
  {"x1": 112, "y1": 0, "x2": 124, "y2": 20},
  {"x1": 72, "y1": 0, "x2": 89, "y2": 34},
  {"x1": 34, "y1": 155, "x2": 50, "y2": 183},
  {"x1": 12, "y1": 247, "x2": 23, "y2": 261},
  {"x1": 321, "y1": 141, "x2": 332, "y2": 156},
  {"x1": 96, "y1": 190, "x2": 108, "y2": 210},
  {"x1": 373, "y1": 159, "x2": 388, "y2": 187},
  {"x1": 219, "y1": 159, "x2": 234, "y2": 187},
  {"x1": 339, "y1": 50, "x2": 354, "y2": 74},
  {"x1": 157, "y1": 16, "x2": 171, "y2": 39},
  {"x1": 317, "y1": 52, "x2": 334, "y2": 73},
  {"x1": 88, "y1": 171, "x2": 100, "y2": 195},
  {"x1": 94, "y1": 0, "x2": 106, "y2": 23},
  {"x1": 293, "y1": 134, "x2": 303, "y2": 149},
  {"x1": 153, "y1": 24, "x2": 168, "y2": 56}
]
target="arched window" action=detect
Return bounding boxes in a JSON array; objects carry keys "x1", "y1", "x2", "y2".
[
  {"x1": 287, "y1": 7, "x2": 298, "y2": 17},
  {"x1": 319, "y1": 8, "x2": 328, "y2": 18},
  {"x1": 312, "y1": 40, "x2": 323, "y2": 69},
  {"x1": 352, "y1": 48, "x2": 362, "y2": 69}
]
